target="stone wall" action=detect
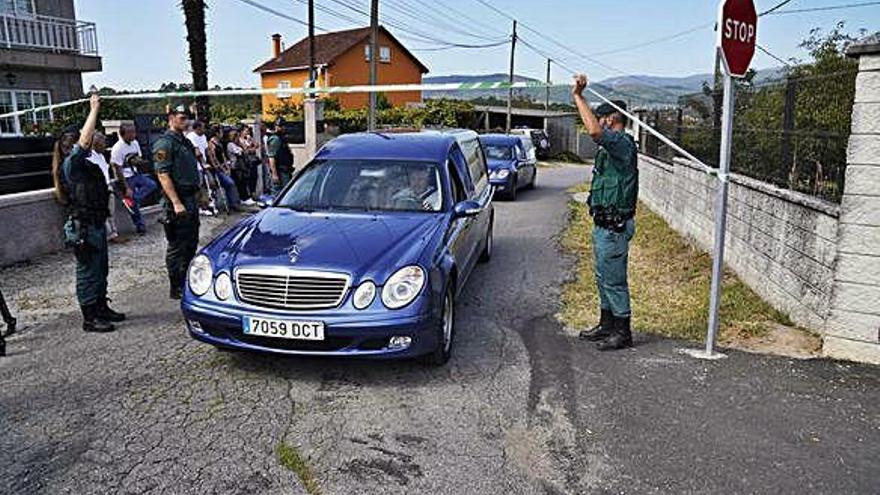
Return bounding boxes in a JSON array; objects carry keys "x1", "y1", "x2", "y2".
[
  {"x1": 638, "y1": 154, "x2": 840, "y2": 334},
  {"x1": 0, "y1": 189, "x2": 159, "y2": 267},
  {"x1": 824, "y1": 37, "x2": 880, "y2": 364}
]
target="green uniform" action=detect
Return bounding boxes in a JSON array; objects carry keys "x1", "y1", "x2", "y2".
[
  {"x1": 153, "y1": 130, "x2": 201, "y2": 292},
  {"x1": 63, "y1": 144, "x2": 111, "y2": 306},
  {"x1": 589, "y1": 128, "x2": 638, "y2": 318},
  {"x1": 267, "y1": 133, "x2": 294, "y2": 191}
]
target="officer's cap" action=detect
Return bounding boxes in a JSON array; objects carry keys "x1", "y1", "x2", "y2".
[
  {"x1": 595, "y1": 100, "x2": 627, "y2": 117},
  {"x1": 168, "y1": 104, "x2": 193, "y2": 118},
  {"x1": 274, "y1": 117, "x2": 286, "y2": 128}
]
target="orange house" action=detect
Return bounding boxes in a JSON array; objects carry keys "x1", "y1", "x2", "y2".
[{"x1": 253, "y1": 26, "x2": 429, "y2": 115}]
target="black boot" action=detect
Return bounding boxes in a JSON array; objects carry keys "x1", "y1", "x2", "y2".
[
  {"x1": 579, "y1": 308, "x2": 613, "y2": 341},
  {"x1": 0, "y1": 333, "x2": 5, "y2": 357},
  {"x1": 596, "y1": 316, "x2": 633, "y2": 351},
  {"x1": 81, "y1": 304, "x2": 115, "y2": 333},
  {"x1": 97, "y1": 297, "x2": 126, "y2": 322},
  {"x1": 169, "y1": 275, "x2": 183, "y2": 300}
]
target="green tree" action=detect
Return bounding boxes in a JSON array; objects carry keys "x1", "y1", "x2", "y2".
[{"x1": 181, "y1": 0, "x2": 209, "y2": 120}]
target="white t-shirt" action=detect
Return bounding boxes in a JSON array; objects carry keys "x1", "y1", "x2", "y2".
[
  {"x1": 86, "y1": 150, "x2": 112, "y2": 185},
  {"x1": 186, "y1": 131, "x2": 208, "y2": 170},
  {"x1": 109, "y1": 138, "x2": 142, "y2": 178}
]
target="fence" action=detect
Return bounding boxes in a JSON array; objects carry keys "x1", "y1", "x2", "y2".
[
  {"x1": 636, "y1": 68, "x2": 858, "y2": 203},
  {"x1": 0, "y1": 13, "x2": 98, "y2": 55}
]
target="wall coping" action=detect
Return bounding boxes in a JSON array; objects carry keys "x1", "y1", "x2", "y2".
[
  {"x1": 846, "y1": 34, "x2": 880, "y2": 57},
  {"x1": 638, "y1": 154, "x2": 841, "y2": 217},
  {"x1": 0, "y1": 188, "x2": 56, "y2": 208}
]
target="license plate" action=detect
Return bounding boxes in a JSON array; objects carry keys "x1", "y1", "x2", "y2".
[{"x1": 242, "y1": 316, "x2": 325, "y2": 341}]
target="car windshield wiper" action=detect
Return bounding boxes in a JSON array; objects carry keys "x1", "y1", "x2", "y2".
[{"x1": 280, "y1": 204, "x2": 316, "y2": 213}]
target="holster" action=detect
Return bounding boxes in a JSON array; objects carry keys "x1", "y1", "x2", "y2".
[{"x1": 591, "y1": 207, "x2": 631, "y2": 233}]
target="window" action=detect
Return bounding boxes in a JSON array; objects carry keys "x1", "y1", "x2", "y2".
[
  {"x1": 0, "y1": 89, "x2": 52, "y2": 135},
  {"x1": 364, "y1": 45, "x2": 391, "y2": 63},
  {"x1": 447, "y1": 159, "x2": 466, "y2": 204},
  {"x1": 278, "y1": 159, "x2": 444, "y2": 213},
  {"x1": 277, "y1": 80, "x2": 292, "y2": 99},
  {"x1": 0, "y1": 0, "x2": 35, "y2": 17},
  {"x1": 458, "y1": 138, "x2": 489, "y2": 196}
]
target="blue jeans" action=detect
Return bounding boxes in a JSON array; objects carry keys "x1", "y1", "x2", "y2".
[
  {"x1": 592, "y1": 218, "x2": 635, "y2": 317},
  {"x1": 215, "y1": 171, "x2": 240, "y2": 208},
  {"x1": 127, "y1": 174, "x2": 158, "y2": 232}
]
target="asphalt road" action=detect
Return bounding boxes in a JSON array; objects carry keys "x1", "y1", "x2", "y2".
[{"x1": 1, "y1": 165, "x2": 878, "y2": 494}]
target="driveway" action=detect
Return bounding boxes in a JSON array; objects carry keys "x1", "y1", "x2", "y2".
[{"x1": 1, "y1": 165, "x2": 877, "y2": 494}]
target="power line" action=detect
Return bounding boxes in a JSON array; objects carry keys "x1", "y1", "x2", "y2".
[
  {"x1": 384, "y1": 0, "x2": 504, "y2": 42},
  {"x1": 767, "y1": 0, "x2": 880, "y2": 15},
  {"x1": 759, "y1": 0, "x2": 795, "y2": 16},
  {"x1": 234, "y1": 0, "x2": 320, "y2": 29},
  {"x1": 323, "y1": 0, "x2": 508, "y2": 49},
  {"x1": 756, "y1": 43, "x2": 791, "y2": 67}
]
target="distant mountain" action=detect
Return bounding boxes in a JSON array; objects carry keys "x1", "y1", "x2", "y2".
[
  {"x1": 424, "y1": 67, "x2": 787, "y2": 108},
  {"x1": 424, "y1": 73, "x2": 679, "y2": 107}
]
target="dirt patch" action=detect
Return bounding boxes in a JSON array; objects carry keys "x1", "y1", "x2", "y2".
[{"x1": 559, "y1": 187, "x2": 820, "y2": 358}]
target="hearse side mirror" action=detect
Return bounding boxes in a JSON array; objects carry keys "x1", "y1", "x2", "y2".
[{"x1": 453, "y1": 200, "x2": 482, "y2": 218}]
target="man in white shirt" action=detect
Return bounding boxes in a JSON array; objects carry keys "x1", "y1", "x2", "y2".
[
  {"x1": 186, "y1": 121, "x2": 214, "y2": 216},
  {"x1": 85, "y1": 133, "x2": 122, "y2": 242},
  {"x1": 110, "y1": 123, "x2": 157, "y2": 234}
]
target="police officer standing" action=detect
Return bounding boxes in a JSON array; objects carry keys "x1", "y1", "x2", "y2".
[
  {"x1": 154, "y1": 105, "x2": 201, "y2": 300},
  {"x1": 572, "y1": 74, "x2": 638, "y2": 351},
  {"x1": 266, "y1": 118, "x2": 295, "y2": 193},
  {"x1": 62, "y1": 94, "x2": 126, "y2": 332}
]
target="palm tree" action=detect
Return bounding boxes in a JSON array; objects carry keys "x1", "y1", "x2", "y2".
[{"x1": 181, "y1": 0, "x2": 209, "y2": 120}]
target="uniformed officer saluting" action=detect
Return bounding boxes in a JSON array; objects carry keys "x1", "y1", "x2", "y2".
[
  {"x1": 62, "y1": 94, "x2": 126, "y2": 332},
  {"x1": 572, "y1": 74, "x2": 638, "y2": 351},
  {"x1": 154, "y1": 104, "x2": 201, "y2": 300}
]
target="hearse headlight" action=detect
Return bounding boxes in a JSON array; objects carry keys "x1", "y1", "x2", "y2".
[
  {"x1": 188, "y1": 255, "x2": 213, "y2": 296},
  {"x1": 382, "y1": 266, "x2": 425, "y2": 309},
  {"x1": 214, "y1": 272, "x2": 233, "y2": 301},
  {"x1": 491, "y1": 169, "x2": 510, "y2": 180},
  {"x1": 352, "y1": 281, "x2": 376, "y2": 309}
]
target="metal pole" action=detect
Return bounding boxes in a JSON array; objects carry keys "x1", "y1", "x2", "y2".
[
  {"x1": 545, "y1": 58, "x2": 551, "y2": 114},
  {"x1": 705, "y1": 72, "x2": 735, "y2": 355},
  {"x1": 308, "y1": 0, "x2": 315, "y2": 89},
  {"x1": 368, "y1": 0, "x2": 378, "y2": 131},
  {"x1": 506, "y1": 20, "x2": 516, "y2": 133}
]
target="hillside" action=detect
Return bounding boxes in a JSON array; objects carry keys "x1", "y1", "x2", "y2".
[{"x1": 424, "y1": 68, "x2": 787, "y2": 108}]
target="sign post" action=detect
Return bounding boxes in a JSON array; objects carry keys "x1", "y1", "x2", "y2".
[{"x1": 695, "y1": 0, "x2": 757, "y2": 359}]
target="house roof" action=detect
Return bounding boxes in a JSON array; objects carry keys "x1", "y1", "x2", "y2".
[{"x1": 253, "y1": 26, "x2": 429, "y2": 74}]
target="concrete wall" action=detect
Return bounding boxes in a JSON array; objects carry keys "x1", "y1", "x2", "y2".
[
  {"x1": 0, "y1": 189, "x2": 158, "y2": 266},
  {"x1": 638, "y1": 154, "x2": 840, "y2": 333},
  {"x1": 824, "y1": 40, "x2": 880, "y2": 364}
]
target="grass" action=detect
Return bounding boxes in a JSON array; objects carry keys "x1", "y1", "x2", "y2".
[
  {"x1": 559, "y1": 183, "x2": 794, "y2": 343},
  {"x1": 277, "y1": 441, "x2": 322, "y2": 495}
]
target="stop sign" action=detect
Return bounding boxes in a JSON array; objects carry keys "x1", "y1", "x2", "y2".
[{"x1": 717, "y1": 0, "x2": 757, "y2": 78}]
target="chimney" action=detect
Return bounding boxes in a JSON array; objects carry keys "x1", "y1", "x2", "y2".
[{"x1": 272, "y1": 33, "x2": 282, "y2": 58}]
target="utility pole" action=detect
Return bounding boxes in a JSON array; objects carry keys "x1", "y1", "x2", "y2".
[
  {"x1": 506, "y1": 19, "x2": 517, "y2": 133},
  {"x1": 545, "y1": 58, "x2": 551, "y2": 114},
  {"x1": 308, "y1": 0, "x2": 315, "y2": 89},
  {"x1": 368, "y1": 0, "x2": 379, "y2": 131}
]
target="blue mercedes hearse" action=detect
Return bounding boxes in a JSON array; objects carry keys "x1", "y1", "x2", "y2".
[
  {"x1": 479, "y1": 134, "x2": 537, "y2": 201},
  {"x1": 182, "y1": 130, "x2": 494, "y2": 365}
]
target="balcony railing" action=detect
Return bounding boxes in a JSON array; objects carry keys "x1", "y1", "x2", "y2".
[{"x1": 0, "y1": 13, "x2": 98, "y2": 56}]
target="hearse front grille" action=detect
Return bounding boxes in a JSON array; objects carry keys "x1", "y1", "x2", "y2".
[{"x1": 235, "y1": 268, "x2": 350, "y2": 311}]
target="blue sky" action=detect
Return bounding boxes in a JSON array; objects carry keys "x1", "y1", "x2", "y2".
[{"x1": 78, "y1": 0, "x2": 880, "y2": 90}]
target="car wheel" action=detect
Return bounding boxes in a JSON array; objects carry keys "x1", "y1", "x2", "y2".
[
  {"x1": 505, "y1": 174, "x2": 518, "y2": 201},
  {"x1": 479, "y1": 217, "x2": 493, "y2": 263},
  {"x1": 424, "y1": 285, "x2": 455, "y2": 367},
  {"x1": 527, "y1": 168, "x2": 537, "y2": 190}
]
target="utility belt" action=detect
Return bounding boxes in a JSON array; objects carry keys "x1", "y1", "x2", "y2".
[{"x1": 591, "y1": 206, "x2": 633, "y2": 233}]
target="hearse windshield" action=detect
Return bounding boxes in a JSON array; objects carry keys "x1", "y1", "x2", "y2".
[
  {"x1": 277, "y1": 159, "x2": 444, "y2": 213},
  {"x1": 483, "y1": 144, "x2": 514, "y2": 161}
]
